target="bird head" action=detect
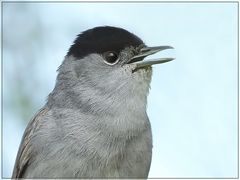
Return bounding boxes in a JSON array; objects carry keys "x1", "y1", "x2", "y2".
[{"x1": 50, "y1": 26, "x2": 174, "y2": 113}]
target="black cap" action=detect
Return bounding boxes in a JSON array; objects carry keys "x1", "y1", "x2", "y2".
[{"x1": 67, "y1": 26, "x2": 144, "y2": 59}]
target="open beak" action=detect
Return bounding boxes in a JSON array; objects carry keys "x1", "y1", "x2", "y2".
[{"x1": 127, "y1": 46, "x2": 175, "y2": 70}]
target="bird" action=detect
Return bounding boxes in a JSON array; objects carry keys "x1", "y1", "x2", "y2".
[{"x1": 12, "y1": 26, "x2": 174, "y2": 178}]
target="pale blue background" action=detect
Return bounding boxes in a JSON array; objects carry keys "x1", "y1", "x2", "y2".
[{"x1": 2, "y1": 2, "x2": 238, "y2": 178}]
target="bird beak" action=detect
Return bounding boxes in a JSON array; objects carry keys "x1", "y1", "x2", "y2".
[{"x1": 127, "y1": 46, "x2": 175, "y2": 69}]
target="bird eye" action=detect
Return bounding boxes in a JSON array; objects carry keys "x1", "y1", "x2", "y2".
[{"x1": 103, "y1": 51, "x2": 119, "y2": 65}]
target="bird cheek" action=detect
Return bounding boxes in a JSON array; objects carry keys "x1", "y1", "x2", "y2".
[{"x1": 122, "y1": 64, "x2": 137, "y2": 75}]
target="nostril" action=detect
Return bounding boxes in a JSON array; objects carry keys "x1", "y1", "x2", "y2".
[{"x1": 140, "y1": 47, "x2": 151, "y2": 53}]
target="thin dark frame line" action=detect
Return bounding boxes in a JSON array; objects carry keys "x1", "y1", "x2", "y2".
[
  {"x1": 1, "y1": 1, "x2": 3, "y2": 179},
  {"x1": 1, "y1": 1, "x2": 239, "y2": 179},
  {"x1": 1, "y1": 1, "x2": 240, "y2": 3},
  {"x1": 2, "y1": 178, "x2": 238, "y2": 179},
  {"x1": 237, "y1": 1, "x2": 239, "y2": 179}
]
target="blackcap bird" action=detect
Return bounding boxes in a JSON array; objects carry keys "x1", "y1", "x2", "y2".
[{"x1": 12, "y1": 26, "x2": 174, "y2": 178}]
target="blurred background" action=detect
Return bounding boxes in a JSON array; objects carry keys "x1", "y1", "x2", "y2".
[{"x1": 2, "y1": 2, "x2": 238, "y2": 178}]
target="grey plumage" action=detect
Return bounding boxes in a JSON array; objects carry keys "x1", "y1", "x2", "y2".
[{"x1": 12, "y1": 26, "x2": 173, "y2": 178}]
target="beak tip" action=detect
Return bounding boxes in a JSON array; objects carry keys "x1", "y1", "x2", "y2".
[{"x1": 167, "y1": 46, "x2": 174, "y2": 49}]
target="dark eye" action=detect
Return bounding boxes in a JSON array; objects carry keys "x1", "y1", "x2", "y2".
[{"x1": 103, "y1": 51, "x2": 119, "y2": 65}]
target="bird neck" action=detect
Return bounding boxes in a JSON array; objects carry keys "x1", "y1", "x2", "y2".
[
  {"x1": 46, "y1": 68, "x2": 151, "y2": 138},
  {"x1": 47, "y1": 78, "x2": 149, "y2": 116}
]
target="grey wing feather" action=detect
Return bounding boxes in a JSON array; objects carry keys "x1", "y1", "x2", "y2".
[{"x1": 12, "y1": 108, "x2": 47, "y2": 178}]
